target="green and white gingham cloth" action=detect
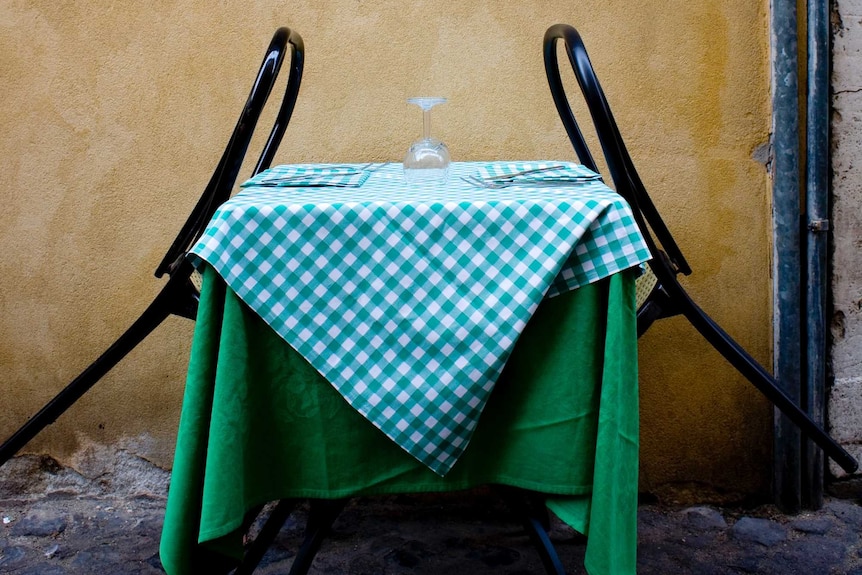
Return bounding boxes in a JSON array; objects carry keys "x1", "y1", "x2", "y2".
[{"x1": 189, "y1": 161, "x2": 650, "y2": 475}]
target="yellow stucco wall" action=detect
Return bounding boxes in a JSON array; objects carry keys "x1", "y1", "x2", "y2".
[{"x1": 0, "y1": 1, "x2": 772, "y2": 502}]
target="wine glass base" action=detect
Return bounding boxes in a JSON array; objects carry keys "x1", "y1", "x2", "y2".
[{"x1": 403, "y1": 167, "x2": 450, "y2": 185}]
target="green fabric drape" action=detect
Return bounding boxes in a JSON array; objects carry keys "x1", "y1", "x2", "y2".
[{"x1": 160, "y1": 265, "x2": 639, "y2": 575}]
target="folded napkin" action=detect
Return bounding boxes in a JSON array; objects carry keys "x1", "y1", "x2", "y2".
[
  {"x1": 473, "y1": 161, "x2": 602, "y2": 183},
  {"x1": 241, "y1": 164, "x2": 374, "y2": 188}
]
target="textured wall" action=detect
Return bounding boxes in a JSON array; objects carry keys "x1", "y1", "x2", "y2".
[
  {"x1": 830, "y1": 0, "x2": 862, "y2": 479},
  {"x1": 0, "y1": 1, "x2": 771, "y2": 501}
]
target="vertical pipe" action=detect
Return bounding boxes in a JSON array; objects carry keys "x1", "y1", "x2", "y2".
[
  {"x1": 771, "y1": 0, "x2": 803, "y2": 513},
  {"x1": 803, "y1": 0, "x2": 829, "y2": 509}
]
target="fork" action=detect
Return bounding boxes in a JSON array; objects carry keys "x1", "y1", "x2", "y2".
[
  {"x1": 460, "y1": 174, "x2": 602, "y2": 189},
  {"x1": 481, "y1": 165, "x2": 567, "y2": 181}
]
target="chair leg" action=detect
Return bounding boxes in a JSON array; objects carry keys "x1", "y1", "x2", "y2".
[
  {"x1": 233, "y1": 500, "x2": 297, "y2": 575},
  {"x1": 523, "y1": 515, "x2": 568, "y2": 575},
  {"x1": 0, "y1": 277, "x2": 188, "y2": 467},
  {"x1": 497, "y1": 487, "x2": 567, "y2": 575},
  {"x1": 674, "y1": 287, "x2": 859, "y2": 474},
  {"x1": 287, "y1": 499, "x2": 348, "y2": 575}
]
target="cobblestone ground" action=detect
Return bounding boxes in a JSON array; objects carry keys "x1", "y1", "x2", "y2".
[{"x1": 1, "y1": 454, "x2": 861, "y2": 574}]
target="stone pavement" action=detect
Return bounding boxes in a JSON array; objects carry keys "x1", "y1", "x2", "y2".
[{"x1": 1, "y1": 453, "x2": 861, "y2": 574}]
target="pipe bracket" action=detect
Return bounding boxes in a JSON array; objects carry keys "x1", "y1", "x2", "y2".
[{"x1": 808, "y1": 219, "x2": 830, "y2": 232}]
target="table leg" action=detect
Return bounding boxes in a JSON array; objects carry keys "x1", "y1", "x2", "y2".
[
  {"x1": 234, "y1": 500, "x2": 297, "y2": 575},
  {"x1": 287, "y1": 499, "x2": 349, "y2": 575},
  {"x1": 497, "y1": 487, "x2": 567, "y2": 575}
]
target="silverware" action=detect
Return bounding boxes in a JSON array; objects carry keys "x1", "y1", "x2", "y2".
[
  {"x1": 253, "y1": 181, "x2": 361, "y2": 188},
  {"x1": 364, "y1": 162, "x2": 391, "y2": 173},
  {"x1": 258, "y1": 169, "x2": 363, "y2": 185},
  {"x1": 481, "y1": 165, "x2": 567, "y2": 181},
  {"x1": 460, "y1": 174, "x2": 603, "y2": 189}
]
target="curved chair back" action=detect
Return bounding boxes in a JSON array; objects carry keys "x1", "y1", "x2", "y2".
[
  {"x1": 155, "y1": 27, "x2": 305, "y2": 279},
  {"x1": 0, "y1": 27, "x2": 306, "y2": 470},
  {"x1": 543, "y1": 24, "x2": 689, "y2": 278},
  {"x1": 542, "y1": 23, "x2": 858, "y2": 475}
]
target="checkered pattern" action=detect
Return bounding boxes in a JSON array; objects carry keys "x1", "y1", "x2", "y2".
[
  {"x1": 190, "y1": 162, "x2": 650, "y2": 475},
  {"x1": 240, "y1": 163, "x2": 375, "y2": 188}
]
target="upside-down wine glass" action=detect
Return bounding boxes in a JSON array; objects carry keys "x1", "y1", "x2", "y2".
[{"x1": 403, "y1": 97, "x2": 451, "y2": 184}]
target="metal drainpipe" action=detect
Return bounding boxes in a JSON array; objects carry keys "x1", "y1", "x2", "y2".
[
  {"x1": 771, "y1": 0, "x2": 803, "y2": 513},
  {"x1": 803, "y1": 0, "x2": 830, "y2": 509}
]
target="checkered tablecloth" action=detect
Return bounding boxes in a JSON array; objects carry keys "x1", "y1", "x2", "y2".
[{"x1": 189, "y1": 161, "x2": 650, "y2": 475}]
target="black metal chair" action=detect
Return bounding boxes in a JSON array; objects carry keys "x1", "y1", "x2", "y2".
[
  {"x1": 0, "y1": 27, "x2": 305, "y2": 468},
  {"x1": 542, "y1": 23, "x2": 858, "y2": 476}
]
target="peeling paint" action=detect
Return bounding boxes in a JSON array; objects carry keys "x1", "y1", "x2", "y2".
[{"x1": 752, "y1": 137, "x2": 774, "y2": 170}]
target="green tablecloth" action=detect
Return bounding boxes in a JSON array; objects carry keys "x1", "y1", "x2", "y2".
[
  {"x1": 189, "y1": 161, "x2": 650, "y2": 474},
  {"x1": 160, "y1": 265, "x2": 639, "y2": 575}
]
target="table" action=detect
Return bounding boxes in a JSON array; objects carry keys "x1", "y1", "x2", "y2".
[{"x1": 159, "y1": 162, "x2": 650, "y2": 575}]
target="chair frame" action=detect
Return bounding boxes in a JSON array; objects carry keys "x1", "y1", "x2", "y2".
[
  {"x1": 0, "y1": 27, "x2": 305, "y2": 468},
  {"x1": 543, "y1": 23, "x2": 857, "y2": 475},
  {"x1": 228, "y1": 492, "x2": 567, "y2": 575}
]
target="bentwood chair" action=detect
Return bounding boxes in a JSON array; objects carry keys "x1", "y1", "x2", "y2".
[
  {"x1": 0, "y1": 27, "x2": 305, "y2": 468},
  {"x1": 542, "y1": 23, "x2": 858, "y2": 476}
]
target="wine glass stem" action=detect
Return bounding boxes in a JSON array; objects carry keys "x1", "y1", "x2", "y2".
[{"x1": 423, "y1": 109, "x2": 432, "y2": 139}]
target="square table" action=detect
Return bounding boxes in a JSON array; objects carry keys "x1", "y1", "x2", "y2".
[{"x1": 159, "y1": 161, "x2": 650, "y2": 575}]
